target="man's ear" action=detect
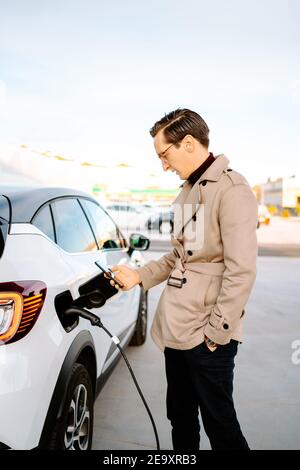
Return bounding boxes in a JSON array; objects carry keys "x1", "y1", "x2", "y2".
[{"x1": 183, "y1": 134, "x2": 194, "y2": 153}]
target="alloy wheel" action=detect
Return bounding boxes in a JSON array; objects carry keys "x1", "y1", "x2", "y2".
[{"x1": 64, "y1": 384, "x2": 90, "y2": 450}]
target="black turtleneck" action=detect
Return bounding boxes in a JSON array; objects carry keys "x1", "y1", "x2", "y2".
[{"x1": 187, "y1": 152, "x2": 215, "y2": 186}]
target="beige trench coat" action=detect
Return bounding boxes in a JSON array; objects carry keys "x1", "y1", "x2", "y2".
[{"x1": 136, "y1": 154, "x2": 258, "y2": 351}]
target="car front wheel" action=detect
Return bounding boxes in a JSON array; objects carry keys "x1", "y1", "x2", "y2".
[{"x1": 48, "y1": 363, "x2": 94, "y2": 450}]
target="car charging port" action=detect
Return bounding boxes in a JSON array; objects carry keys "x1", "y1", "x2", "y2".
[
  {"x1": 78, "y1": 272, "x2": 118, "y2": 302},
  {"x1": 55, "y1": 290, "x2": 79, "y2": 332},
  {"x1": 55, "y1": 272, "x2": 119, "y2": 332}
]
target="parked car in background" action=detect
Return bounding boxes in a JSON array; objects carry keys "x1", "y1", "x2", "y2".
[
  {"x1": 0, "y1": 185, "x2": 150, "y2": 450},
  {"x1": 105, "y1": 203, "x2": 154, "y2": 232},
  {"x1": 258, "y1": 204, "x2": 271, "y2": 227},
  {"x1": 146, "y1": 206, "x2": 174, "y2": 234}
]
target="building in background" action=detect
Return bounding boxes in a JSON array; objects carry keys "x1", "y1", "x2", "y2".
[{"x1": 254, "y1": 176, "x2": 300, "y2": 216}]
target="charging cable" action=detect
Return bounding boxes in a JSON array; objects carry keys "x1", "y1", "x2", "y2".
[{"x1": 65, "y1": 306, "x2": 160, "y2": 450}]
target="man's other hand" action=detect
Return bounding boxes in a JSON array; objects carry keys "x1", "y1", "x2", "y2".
[{"x1": 205, "y1": 335, "x2": 218, "y2": 352}]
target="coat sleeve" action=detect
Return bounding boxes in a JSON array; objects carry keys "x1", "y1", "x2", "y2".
[
  {"x1": 135, "y1": 250, "x2": 176, "y2": 291},
  {"x1": 204, "y1": 183, "x2": 258, "y2": 345}
]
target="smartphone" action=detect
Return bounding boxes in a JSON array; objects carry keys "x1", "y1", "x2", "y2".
[{"x1": 95, "y1": 261, "x2": 124, "y2": 288}]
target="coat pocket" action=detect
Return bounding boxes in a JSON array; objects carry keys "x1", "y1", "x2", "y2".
[
  {"x1": 189, "y1": 307, "x2": 213, "y2": 335},
  {"x1": 181, "y1": 270, "x2": 213, "y2": 312},
  {"x1": 203, "y1": 274, "x2": 223, "y2": 308}
]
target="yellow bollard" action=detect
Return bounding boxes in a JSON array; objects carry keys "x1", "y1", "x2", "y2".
[{"x1": 282, "y1": 209, "x2": 290, "y2": 218}]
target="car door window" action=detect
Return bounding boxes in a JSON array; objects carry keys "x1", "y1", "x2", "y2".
[
  {"x1": 51, "y1": 198, "x2": 97, "y2": 253},
  {"x1": 80, "y1": 199, "x2": 126, "y2": 250},
  {"x1": 32, "y1": 205, "x2": 55, "y2": 242}
]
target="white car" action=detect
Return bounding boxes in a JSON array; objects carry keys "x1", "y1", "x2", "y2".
[
  {"x1": 146, "y1": 206, "x2": 174, "y2": 234},
  {"x1": 0, "y1": 186, "x2": 149, "y2": 450}
]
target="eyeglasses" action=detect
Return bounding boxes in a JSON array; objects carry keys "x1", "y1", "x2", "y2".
[{"x1": 158, "y1": 140, "x2": 182, "y2": 160}]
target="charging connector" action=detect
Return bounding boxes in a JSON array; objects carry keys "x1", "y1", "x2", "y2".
[{"x1": 111, "y1": 336, "x2": 120, "y2": 345}]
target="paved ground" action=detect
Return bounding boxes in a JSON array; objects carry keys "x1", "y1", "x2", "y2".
[
  {"x1": 93, "y1": 252, "x2": 300, "y2": 450},
  {"x1": 256, "y1": 216, "x2": 300, "y2": 257}
]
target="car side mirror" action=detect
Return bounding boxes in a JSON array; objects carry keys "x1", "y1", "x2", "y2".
[{"x1": 129, "y1": 233, "x2": 150, "y2": 251}]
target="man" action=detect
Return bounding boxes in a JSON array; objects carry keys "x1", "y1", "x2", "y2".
[{"x1": 109, "y1": 109, "x2": 258, "y2": 450}]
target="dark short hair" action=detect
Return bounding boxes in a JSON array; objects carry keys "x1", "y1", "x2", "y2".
[{"x1": 150, "y1": 108, "x2": 209, "y2": 148}]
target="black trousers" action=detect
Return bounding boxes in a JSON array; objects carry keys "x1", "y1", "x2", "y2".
[{"x1": 164, "y1": 340, "x2": 249, "y2": 450}]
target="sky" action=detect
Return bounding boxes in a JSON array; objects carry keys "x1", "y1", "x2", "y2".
[{"x1": 0, "y1": 0, "x2": 299, "y2": 187}]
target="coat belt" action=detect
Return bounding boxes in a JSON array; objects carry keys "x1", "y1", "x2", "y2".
[
  {"x1": 168, "y1": 240, "x2": 225, "y2": 288},
  {"x1": 168, "y1": 248, "x2": 225, "y2": 287},
  {"x1": 171, "y1": 258, "x2": 225, "y2": 278}
]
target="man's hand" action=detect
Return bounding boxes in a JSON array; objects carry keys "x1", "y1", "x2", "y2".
[
  {"x1": 204, "y1": 335, "x2": 218, "y2": 352},
  {"x1": 106, "y1": 265, "x2": 141, "y2": 291}
]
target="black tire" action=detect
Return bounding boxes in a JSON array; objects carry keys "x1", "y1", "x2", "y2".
[
  {"x1": 129, "y1": 289, "x2": 148, "y2": 346},
  {"x1": 48, "y1": 363, "x2": 94, "y2": 450},
  {"x1": 158, "y1": 219, "x2": 173, "y2": 234}
]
